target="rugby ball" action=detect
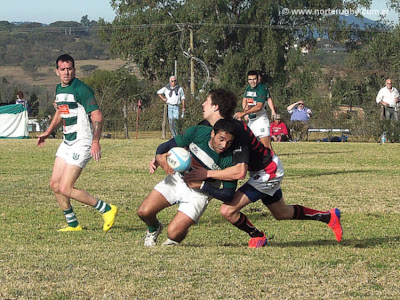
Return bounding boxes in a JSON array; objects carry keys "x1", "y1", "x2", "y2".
[{"x1": 167, "y1": 147, "x2": 191, "y2": 172}]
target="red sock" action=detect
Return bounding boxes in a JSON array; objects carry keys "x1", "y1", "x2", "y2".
[
  {"x1": 233, "y1": 213, "x2": 264, "y2": 237},
  {"x1": 293, "y1": 205, "x2": 330, "y2": 223}
]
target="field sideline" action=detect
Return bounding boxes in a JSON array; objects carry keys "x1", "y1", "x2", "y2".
[{"x1": 1, "y1": 138, "x2": 399, "y2": 299}]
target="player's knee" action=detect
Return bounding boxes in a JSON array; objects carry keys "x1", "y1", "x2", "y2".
[
  {"x1": 58, "y1": 184, "x2": 72, "y2": 198},
  {"x1": 137, "y1": 205, "x2": 150, "y2": 220},
  {"x1": 167, "y1": 224, "x2": 187, "y2": 242},
  {"x1": 220, "y1": 205, "x2": 235, "y2": 221},
  {"x1": 49, "y1": 179, "x2": 60, "y2": 193}
]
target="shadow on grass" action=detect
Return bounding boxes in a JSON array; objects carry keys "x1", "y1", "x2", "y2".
[
  {"x1": 290, "y1": 169, "x2": 372, "y2": 178},
  {"x1": 258, "y1": 235, "x2": 400, "y2": 248},
  {"x1": 279, "y1": 150, "x2": 355, "y2": 157},
  {"x1": 184, "y1": 236, "x2": 400, "y2": 248}
]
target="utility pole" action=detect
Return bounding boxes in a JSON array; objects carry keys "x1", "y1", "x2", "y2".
[{"x1": 189, "y1": 26, "x2": 195, "y2": 96}]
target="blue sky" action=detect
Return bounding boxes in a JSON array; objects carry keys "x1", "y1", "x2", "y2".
[
  {"x1": 0, "y1": 0, "x2": 116, "y2": 23},
  {"x1": 0, "y1": 0, "x2": 397, "y2": 24}
]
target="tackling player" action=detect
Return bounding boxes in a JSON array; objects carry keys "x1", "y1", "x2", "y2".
[{"x1": 184, "y1": 88, "x2": 342, "y2": 248}]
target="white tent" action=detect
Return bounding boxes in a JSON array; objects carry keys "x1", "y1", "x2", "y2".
[{"x1": 0, "y1": 104, "x2": 29, "y2": 139}]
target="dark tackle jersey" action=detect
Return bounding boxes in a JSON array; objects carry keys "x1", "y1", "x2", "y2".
[{"x1": 198, "y1": 119, "x2": 273, "y2": 171}]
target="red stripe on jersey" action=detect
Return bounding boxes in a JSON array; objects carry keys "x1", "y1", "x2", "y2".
[
  {"x1": 264, "y1": 160, "x2": 277, "y2": 180},
  {"x1": 243, "y1": 122, "x2": 264, "y2": 153}
]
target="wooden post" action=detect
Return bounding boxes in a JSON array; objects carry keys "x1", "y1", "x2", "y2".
[
  {"x1": 162, "y1": 104, "x2": 167, "y2": 139},
  {"x1": 135, "y1": 100, "x2": 142, "y2": 139}
]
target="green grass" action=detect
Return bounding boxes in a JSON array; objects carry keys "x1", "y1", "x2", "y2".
[{"x1": 1, "y1": 138, "x2": 399, "y2": 299}]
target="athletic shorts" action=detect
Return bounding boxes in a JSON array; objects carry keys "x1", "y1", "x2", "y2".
[
  {"x1": 154, "y1": 172, "x2": 209, "y2": 222},
  {"x1": 239, "y1": 155, "x2": 284, "y2": 204},
  {"x1": 248, "y1": 116, "x2": 270, "y2": 138},
  {"x1": 55, "y1": 141, "x2": 92, "y2": 169}
]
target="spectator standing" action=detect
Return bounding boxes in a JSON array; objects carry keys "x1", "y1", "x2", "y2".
[
  {"x1": 376, "y1": 78, "x2": 399, "y2": 121},
  {"x1": 157, "y1": 76, "x2": 186, "y2": 137},
  {"x1": 270, "y1": 114, "x2": 289, "y2": 142},
  {"x1": 287, "y1": 100, "x2": 312, "y2": 141},
  {"x1": 16, "y1": 91, "x2": 30, "y2": 114}
]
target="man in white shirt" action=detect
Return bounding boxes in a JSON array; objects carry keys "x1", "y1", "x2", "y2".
[
  {"x1": 376, "y1": 78, "x2": 399, "y2": 121},
  {"x1": 157, "y1": 76, "x2": 186, "y2": 137}
]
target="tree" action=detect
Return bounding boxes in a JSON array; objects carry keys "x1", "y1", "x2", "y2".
[
  {"x1": 83, "y1": 68, "x2": 146, "y2": 138},
  {"x1": 101, "y1": 0, "x2": 349, "y2": 96},
  {"x1": 81, "y1": 15, "x2": 90, "y2": 27},
  {"x1": 21, "y1": 58, "x2": 46, "y2": 80}
]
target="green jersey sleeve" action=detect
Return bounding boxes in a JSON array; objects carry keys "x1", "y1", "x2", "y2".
[{"x1": 77, "y1": 83, "x2": 99, "y2": 114}]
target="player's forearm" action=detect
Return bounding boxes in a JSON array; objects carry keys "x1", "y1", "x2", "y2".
[
  {"x1": 45, "y1": 111, "x2": 62, "y2": 134},
  {"x1": 267, "y1": 98, "x2": 275, "y2": 114},
  {"x1": 200, "y1": 183, "x2": 236, "y2": 203},
  {"x1": 91, "y1": 110, "x2": 103, "y2": 141},
  {"x1": 207, "y1": 163, "x2": 247, "y2": 181}
]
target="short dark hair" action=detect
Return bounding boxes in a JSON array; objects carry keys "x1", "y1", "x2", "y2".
[
  {"x1": 208, "y1": 88, "x2": 237, "y2": 119},
  {"x1": 56, "y1": 54, "x2": 75, "y2": 68},
  {"x1": 17, "y1": 91, "x2": 24, "y2": 98},
  {"x1": 213, "y1": 118, "x2": 237, "y2": 137},
  {"x1": 247, "y1": 70, "x2": 258, "y2": 77}
]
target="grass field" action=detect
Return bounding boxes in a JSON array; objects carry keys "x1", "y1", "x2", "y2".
[{"x1": 1, "y1": 138, "x2": 399, "y2": 299}]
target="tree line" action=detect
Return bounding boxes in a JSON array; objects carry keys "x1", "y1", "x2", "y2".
[{"x1": 1, "y1": 2, "x2": 400, "y2": 141}]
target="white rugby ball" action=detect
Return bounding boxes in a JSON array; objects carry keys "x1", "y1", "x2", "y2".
[{"x1": 167, "y1": 147, "x2": 192, "y2": 172}]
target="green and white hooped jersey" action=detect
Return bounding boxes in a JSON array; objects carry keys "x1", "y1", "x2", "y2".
[
  {"x1": 55, "y1": 78, "x2": 99, "y2": 146},
  {"x1": 175, "y1": 125, "x2": 236, "y2": 189},
  {"x1": 243, "y1": 84, "x2": 270, "y2": 120}
]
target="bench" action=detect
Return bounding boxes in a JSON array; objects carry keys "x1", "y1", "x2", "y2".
[{"x1": 307, "y1": 128, "x2": 350, "y2": 142}]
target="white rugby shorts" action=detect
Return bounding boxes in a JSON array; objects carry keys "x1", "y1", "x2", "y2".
[
  {"x1": 55, "y1": 142, "x2": 92, "y2": 169},
  {"x1": 248, "y1": 115, "x2": 271, "y2": 138},
  {"x1": 246, "y1": 155, "x2": 284, "y2": 196},
  {"x1": 154, "y1": 172, "x2": 209, "y2": 222}
]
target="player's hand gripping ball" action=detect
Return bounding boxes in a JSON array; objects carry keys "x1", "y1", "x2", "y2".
[{"x1": 167, "y1": 147, "x2": 192, "y2": 172}]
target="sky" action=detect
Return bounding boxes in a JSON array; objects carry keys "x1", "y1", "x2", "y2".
[
  {"x1": 0, "y1": 0, "x2": 397, "y2": 24},
  {"x1": 0, "y1": 0, "x2": 116, "y2": 24},
  {"x1": 361, "y1": 0, "x2": 399, "y2": 24}
]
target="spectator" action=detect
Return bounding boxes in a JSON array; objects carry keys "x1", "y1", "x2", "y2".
[
  {"x1": 16, "y1": 91, "x2": 31, "y2": 114},
  {"x1": 270, "y1": 114, "x2": 289, "y2": 142},
  {"x1": 287, "y1": 100, "x2": 312, "y2": 141},
  {"x1": 376, "y1": 78, "x2": 399, "y2": 121},
  {"x1": 157, "y1": 76, "x2": 186, "y2": 137}
]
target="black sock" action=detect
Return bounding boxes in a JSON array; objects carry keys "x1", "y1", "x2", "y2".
[
  {"x1": 232, "y1": 213, "x2": 264, "y2": 237},
  {"x1": 293, "y1": 205, "x2": 330, "y2": 223}
]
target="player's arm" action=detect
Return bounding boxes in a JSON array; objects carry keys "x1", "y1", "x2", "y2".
[
  {"x1": 200, "y1": 182, "x2": 236, "y2": 203},
  {"x1": 152, "y1": 138, "x2": 178, "y2": 174},
  {"x1": 184, "y1": 162, "x2": 247, "y2": 182},
  {"x1": 242, "y1": 97, "x2": 247, "y2": 110},
  {"x1": 267, "y1": 97, "x2": 276, "y2": 116},
  {"x1": 234, "y1": 102, "x2": 264, "y2": 119},
  {"x1": 37, "y1": 110, "x2": 62, "y2": 147},
  {"x1": 90, "y1": 109, "x2": 103, "y2": 161},
  {"x1": 186, "y1": 180, "x2": 237, "y2": 203}
]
